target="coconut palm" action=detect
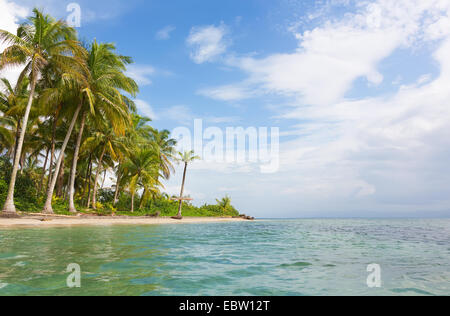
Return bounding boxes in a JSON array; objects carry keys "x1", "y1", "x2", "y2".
[
  {"x1": 0, "y1": 124, "x2": 13, "y2": 154},
  {"x1": 82, "y1": 120, "x2": 128, "y2": 209},
  {"x1": 121, "y1": 147, "x2": 163, "y2": 212},
  {"x1": 151, "y1": 129, "x2": 176, "y2": 180},
  {"x1": 0, "y1": 77, "x2": 30, "y2": 158},
  {"x1": 0, "y1": 8, "x2": 82, "y2": 216},
  {"x1": 113, "y1": 114, "x2": 150, "y2": 205},
  {"x1": 216, "y1": 196, "x2": 232, "y2": 210},
  {"x1": 174, "y1": 150, "x2": 200, "y2": 219},
  {"x1": 64, "y1": 41, "x2": 137, "y2": 213}
]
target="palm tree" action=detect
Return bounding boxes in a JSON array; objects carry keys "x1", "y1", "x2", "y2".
[
  {"x1": 151, "y1": 129, "x2": 177, "y2": 180},
  {"x1": 65, "y1": 41, "x2": 137, "y2": 213},
  {"x1": 0, "y1": 124, "x2": 13, "y2": 154},
  {"x1": 83, "y1": 121, "x2": 128, "y2": 209},
  {"x1": 0, "y1": 77, "x2": 30, "y2": 159},
  {"x1": 113, "y1": 114, "x2": 150, "y2": 205},
  {"x1": 121, "y1": 147, "x2": 162, "y2": 212},
  {"x1": 31, "y1": 119, "x2": 54, "y2": 195},
  {"x1": 174, "y1": 150, "x2": 200, "y2": 219},
  {"x1": 216, "y1": 196, "x2": 232, "y2": 211},
  {"x1": 0, "y1": 8, "x2": 81, "y2": 216},
  {"x1": 41, "y1": 83, "x2": 88, "y2": 214}
]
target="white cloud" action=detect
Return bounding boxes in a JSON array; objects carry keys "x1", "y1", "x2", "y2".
[
  {"x1": 272, "y1": 36, "x2": 450, "y2": 212},
  {"x1": 186, "y1": 24, "x2": 229, "y2": 64},
  {"x1": 198, "y1": 83, "x2": 253, "y2": 101},
  {"x1": 156, "y1": 25, "x2": 176, "y2": 40},
  {"x1": 161, "y1": 105, "x2": 241, "y2": 126},
  {"x1": 125, "y1": 65, "x2": 155, "y2": 86},
  {"x1": 134, "y1": 99, "x2": 157, "y2": 120},
  {"x1": 191, "y1": 0, "x2": 450, "y2": 216},
  {"x1": 203, "y1": 0, "x2": 450, "y2": 106},
  {"x1": 0, "y1": 0, "x2": 28, "y2": 85},
  {"x1": 164, "y1": 105, "x2": 193, "y2": 125}
]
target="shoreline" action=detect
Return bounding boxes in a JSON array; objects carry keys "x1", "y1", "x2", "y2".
[{"x1": 0, "y1": 215, "x2": 248, "y2": 229}]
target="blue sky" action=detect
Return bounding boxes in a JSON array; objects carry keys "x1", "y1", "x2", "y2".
[{"x1": 2, "y1": 0, "x2": 450, "y2": 218}]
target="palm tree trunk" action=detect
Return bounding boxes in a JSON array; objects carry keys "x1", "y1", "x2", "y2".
[
  {"x1": 19, "y1": 151, "x2": 25, "y2": 173},
  {"x1": 131, "y1": 192, "x2": 135, "y2": 213},
  {"x1": 12, "y1": 122, "x2": 20, "y2": 162},
  {"x1": 91, "y1": 146, "x2": 106, "y2": 210},
  {"x1": 177, "y1": 162, "x2": 188, "y2": 218},
  {"x1": 38, "y1": 147, "x2": 50, "y2": 196},
  {"x1": 43, "y1": 102, "x2": 82, "y2": 214},
  {"x1": 101, "y1": 169, "x2": 107, "y2": 190},
  {"x1": 46, "y1": 110, "x2": 59, "y2": 193},
  {"x1": 139, "y1": 188, "x2": 147, "y2": 210},
  {"x1": 86, "y1": 159, "x2": 93, "y2": 208},
  {"x1": 56, "y1": 154, "x2": 65, "y2": 197},
  {"x1": 1, "y1": 76, "x2": 37, "y2": 216},
  {"x1": 68, "y1": 111, "x2": 86, "y2": 213},
  {"x1": 113, "y1": 168, "x2": 121, "y2": 206}
]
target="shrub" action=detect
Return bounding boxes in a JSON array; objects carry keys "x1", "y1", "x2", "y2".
[
  {"x1": 0, "y1": 156, "x2": 38, "y2": 209},
  {"x1": 98, "y1": 189, "x2": 115, "y2": 204},
  {"x1": 0, "y1": 179, "x2": 7, "y2": 206}
]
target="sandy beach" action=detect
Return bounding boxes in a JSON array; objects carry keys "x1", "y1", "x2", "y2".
[{"x1": 0, "y1": 215, "x2": 247, "y2": 229}]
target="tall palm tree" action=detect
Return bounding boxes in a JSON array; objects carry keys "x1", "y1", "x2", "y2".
[
  {"x1": 41, "y1": 86, "x2": 87, "y2": 213},
  {"x1": 0, "y1": 8, "x2": 81, "y2": 216},
  {"x1": 174, "y1": 150, "x2": 200, "y2": 219},
  {"x1": 65, "y1": 41, "x2": 137, "y2": 213}
]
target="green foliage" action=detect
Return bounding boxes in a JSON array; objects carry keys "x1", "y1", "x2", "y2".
[
  {"x1": 114, "y1": 193, "x2": 240, "y2": 217},
  {"x1": 0, "y1": 155, "x2": 38, "y2": 211},
  {"x1": 98, "y1": 189, "x2": 115, "y2": 204},
  {"x1": 0, "y1": 178, "x2": 7, "y2": 206},
  {"x1": 51, "y1": 198, "x2": 79, "y2": 216}
]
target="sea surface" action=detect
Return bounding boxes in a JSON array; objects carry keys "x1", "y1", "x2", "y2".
[{"x1": 0, "y1": 219, "x2": 449, "y2": 296}]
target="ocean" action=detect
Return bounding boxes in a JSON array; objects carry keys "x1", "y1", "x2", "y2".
[{"x1": 0, "y1": 219, "x2": 449, "y2": 296}]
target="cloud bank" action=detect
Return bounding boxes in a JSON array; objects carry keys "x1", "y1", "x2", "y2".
[{"x1": 197, "y1": 0, "x2": 450, "y2": 217}]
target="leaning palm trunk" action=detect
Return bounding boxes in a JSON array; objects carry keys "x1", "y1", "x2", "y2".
[
  {"x1": 38, "y1": 147, "x2": 50, "y2": 195},
  {"x1": 177, "y1": 162, "x2": 188, "y2": 218},
  {"x1": 101, "y1": 169, "x2": 107, "y2": 190},
  {"x1": 113, "y1": 168, "x2": 121, "y2": 206},
  {"x1": 68, "y1": 111, "x2": 86, "y2": 213},
  {"x1": 46, "y1": 111, "x2": 58, "y2": 193},
  {"x1": 43, "y1": 102, "x2": 82, "y2": 214},
  {"x1": 1, "y1": 76, "x2": 36, "y2": 216},
  {"x1": 85, "y1": 158, "x2": 92, "y2": 208},
  {"x1": 12, "y1": 122, "x2": 20, "y2": 162},
  {"x1": 56, "y1": 155, "x2": 65, "y2": 197},
  {"x1": 91, "y1": 146, "x2": 106, "y2": 209},
  {"x1": 139, "y1": 188, "x2": 147, "y2": 210}
]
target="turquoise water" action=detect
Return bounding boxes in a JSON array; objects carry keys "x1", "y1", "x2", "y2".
[{"x1": 0, "y1": 219, "x2": 449, "y2": 296}]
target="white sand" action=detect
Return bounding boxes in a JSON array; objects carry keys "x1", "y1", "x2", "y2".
[{"x1": 0, "y1": 215, "x2": 247, "y2": 229}]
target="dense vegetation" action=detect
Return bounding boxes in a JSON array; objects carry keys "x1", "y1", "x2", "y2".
[{"x1": 0, "y1": 9, "x2": 239, "y2": 218}]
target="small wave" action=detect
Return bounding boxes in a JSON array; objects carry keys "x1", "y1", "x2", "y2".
[
  {"x1": 391, "y1": 288, "x2": 435, "y2": 296},
  {"x1": 0, "y1": 282, "x2": 8, "y2": 290},
  {"x1": 0, "y1": 254, "x2": 28, "y2": 260},
  {"x1": 279, "y1": 262, "x2": 312, "y2": 268}
]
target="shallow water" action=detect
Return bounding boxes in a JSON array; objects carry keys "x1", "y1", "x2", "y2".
[{"x1": 0, "y1": 219, "x2": 449, "y2": 296}]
